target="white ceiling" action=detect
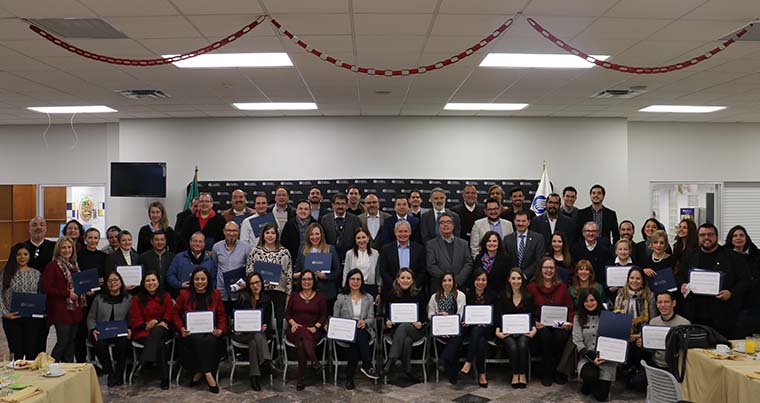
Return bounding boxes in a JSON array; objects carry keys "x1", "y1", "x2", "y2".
[{"x1": 1, "y1": 0, "x2": 760, "y2": 124}]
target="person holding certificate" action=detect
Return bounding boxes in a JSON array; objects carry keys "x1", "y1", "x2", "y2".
[
  {"x1": 639, "y1": 291, "x2": 690, "y2": 369},
  {"x1": 247, "y1": 222, "x2": 293, "y2": 332},
  {"x1": 333, "y1": 269, "x2": 379, "y2": 390},
  {"x1": 172, "y1": 267, "x2": 227, "y2": 394},
  {"x1": 639, "y1": 230, "x2": 674, "y2": 278},
  {"x1": 460, "y1": 269, "x2": 496, "y2": 387},
  {"x1": 495, "y1": 268, "x2": 536, "y2": 388},
  {"x1": 426, "y1": 272, "x2": 466, "y2": 385},
  {"x1": 105, "y1": 230, "x2": 140, "y2": 281},
  {"x1": 42, "y1": 236, "x2": 85, "y2": 363},
  {"x1": 604, "y1": 239, "x2": 634, "y2": 297},
  {"x1": 1, "y1": 243, "x2": 44, "y2": 360},
  {"x1": 285, "y1": 270, "x2": 327, "y2": 391},
  {"x1": 528, "y1": 257, "x2": 573, "y2": 386},
  {"x1": 473, "y1": 231, "x2": 514, "y2": 295},
  {"x1": 572, "y1": 288, "x2": 618, "y2": 402},
  {"x1": 87, "y1": 271, "x2": 133, "y2": 387},
  {"x1": 294, "y1": 223, "x2": 341, "y2": 306},
  {"x1": 382, "y1": 267, "x2": 427, "y2": 383},
  {"x1": 569, "y1": 259, "x2": 605, "y2": 307},
  {"x1": 342, "y1": 228, "x2": 380, "y2": 300},
  {"x1": 233, "y1": 272, "x2": 272, "y2": 391},
  {"x1": 613, "y1": 266, "x2": 656, "y2": 389},
  {"x1": 130, "y1": 272, "x2": 175, "y2": 390}
]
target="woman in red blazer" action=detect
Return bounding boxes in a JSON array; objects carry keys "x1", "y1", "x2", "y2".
[
  {"x1": 172, "y1": 267, "x2": 226, "y2": 394},
  {"x1": 42, "y1": 236, "x2": 85, "y2": 362},
  {"x1": 130, "y1": 271, "x2": 174, "y2": 390}
]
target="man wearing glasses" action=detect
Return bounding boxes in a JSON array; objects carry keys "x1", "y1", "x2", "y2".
[
  {"x1": 469, "y1": 198, "x2": 513, "y2": 258},
  {"x1": 571, "y1": 221, "x2": 611, "y2": 286},
  {"x1": 426, "y1": 212, "x2": 473, "y2": 293},
  {"x1": 178, "y1": 192, "x2": 226, "y2": 252}
]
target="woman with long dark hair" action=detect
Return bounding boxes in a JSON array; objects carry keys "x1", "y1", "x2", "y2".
[
  {"x1": 426, "y1": 272, "x2": 466, "y2": 385},
  {"x1": 233, "y1": 272, "x2": 273, "y2": 391},
  {"x1": 474, "y1": 231, "x2": 513, "y2": 294},
  {"x1": 0, "y1": 243, "x2": 44, "y2": 359},
  {"x1": 495, "y1": 267, "x2": 536, "y2": 388},
  {"x1": 673, "y1": 219, "x2": 697, "y2": 273},
  {"x1": 137, "y1": 201, "x2": 176, "y2": 254},
  {"x1": 61, "y1": 220, "x2": 85, "y2": 253},
  {"x1": 460, "y1": 269, "x2": 496, "y2": 387},
  {"x1": 634, "y1": 218, "x2": 667, "y2": 262},
  {"x1": 549, "y1": 232, "x2": 573, "y2": 274},
  {"x1": 88, "y1": 270, "x2": 132, "y2": 387},
  {"x1": 285, "y1": 269, "x2": 327, "y2": 391},
  {"x1": 727, "y1": 225, "x2": 760, "y2": 337},
  {"x1": 573, "y1": 288, "x2": 618, "y2": 402},
  {"x1": 130, "y1": 271, "x2": 174, "y2": 390}
]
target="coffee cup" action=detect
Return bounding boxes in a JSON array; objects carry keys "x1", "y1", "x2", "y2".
[
  {"x1": 48, "y1": 363, "x2": 63, "y2": 376},
  {"x1": 716, "y1": 344, "x2": 731, "y2": 354}
]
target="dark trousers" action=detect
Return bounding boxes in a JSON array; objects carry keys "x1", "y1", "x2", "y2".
[
  {"x1": 387, "y1": 323, "x2": 425, "y2": 372},
  {"x1": 536, "y1": 327, "x2": 569, "y2": 379},
  {"x1": 75, "y1": 319, "x2": 88, "y2": 363},
  {"x1": 92, "y1": 335, "x2": 131, "y2": 377},
  {"x1": 51, "y1": 321, "x2": 78, "y2": 362},
  {"x1": 465, "y1": 326, "x2": 488, "y2": 374},
  {"x1": 440, "y1": 335, "x2": 464, "y2": 379},
  {"x1": 38, "y1": 323, "x2": 50, "y2": 357},
  {"x1": 233, "y1": 332, "x2": 272, "y2": 376},
  {"x1": 2, "y1": 317, "x2": 45, "y2": 360},
  {"x1": 179, "y1": 334, "x2": 223, "y2": 374},
  {"x1": 345, "y1": 328, "x2": 373, "y2": 379},
  {"x1": 289, "y1": 328, "x2": 320, "y2": 381},
  {"x1": 136, "y1": 326, "x2": 173, "y2": 381},
  {"x1": 505, "y1": 334, "x2": 530, "y2": 374},
  {"x1": 580, "y1": 362, "x2": 612, "y2": 402}
]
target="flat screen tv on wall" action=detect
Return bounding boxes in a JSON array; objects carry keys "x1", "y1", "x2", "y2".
[{"x1": 110, "y1": 162, "x2": 167, "y2": 197}]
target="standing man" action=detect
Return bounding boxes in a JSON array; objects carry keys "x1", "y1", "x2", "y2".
[
  {"x1": 619, "y1": 220, "x2": 635, "y2": 242},
  {"x1": 426, "y1": 213, "x2": 473, "y2": 293},
  {"x1": 174, "y1": 197, "x2": 198, "y2": 238},
  {"x1": 560, "y1": 186, "x2": 579, "y2": 227},
  {"x1": 504, "y1": 211, "x2": 545, "y2": 280},
  {"x1": 101, "y1": 225, "x2": 122, "y2": 254},
  {"x1": 281, "y1": 200, "x2": 317, "y2": 260},
  {"x1": 320, "y1": 193, "x2": 361, "y2": 262},
  {"x1": 221, "y1": 189, "x2": 255, "y2": 226},
  {"x1": 22, "y1": 216, "x2": 55, "y2": 272},
  {"x1": 575, "y1": 184, "x2": 619, "y2": 245},
  {"x1": 381, "y1": 195, "x2": 420, "y2": 245},
  {"x1": 571, "y1": 222, "x2": 611, "y2": 285},
  {"x1": 346, "y1": 185, "x2": 365, "y2": 216},
  {"x1": 358, "y1": 193, "x2": 390, "y2": 251},
  {"x1": 240, "y1": 193, "x2": 273, "y2": 247},
  {"x1": 409, "y1": 190, "x2": 428, "y2": 220},
  {"x1": 269, "y1": 186, "x2": 294, "y2": 232},
  {"x1": 178, "y1": 192, "x2": 226, "y2": 252},
  {"x1": 420, "y1": 187, "x2": 461, "y2": 243},
  {"x1": 308, "y1": 187, "x2": 330, "y2": 221},
  {"x1": 450, "y1": 184, "x2": 485, "y2": 242},
  {"x1": 530, "y1": 193, "x2": 575, "y2": 251},
  {"x1": 139, "y1": 230, "x2": 175, "y2": 288},
  {"x1": 504, "y1": 187, "x2": 536, "y2": 225},
  {"x1": 378, "y1": 221, "x2": 426, "y2": 301},
  {"x1": 212, "y1": 221, "x2": 252, "y2": 313},
  {"x1": 470, "y1": 198, "x2": 513, "y2": 258}
]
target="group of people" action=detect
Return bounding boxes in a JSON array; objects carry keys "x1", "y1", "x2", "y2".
[{"x1": 2, "y1": 182, "x2": 757, "y2": 401}]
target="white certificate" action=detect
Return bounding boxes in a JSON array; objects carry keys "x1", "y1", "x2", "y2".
[
  {"x1": 540, "y1": 306, "x2": 568, "y2": 327},
  {"x1": 431, "y1": 314, "x2": 461, "y2": 337},
  {"x1": 606, "y1": 266, "x2": 631, "y2": 288},
  {"x1": 185, "y1": 311, "x2": 214, "y2": 334},
  {"x1": 327, "y1": 317, "x2": 358, "y2": 342},
  {"x1": 642, "y1": 325, "x2": 671, "y2": 350},
  {"x1": 116, "y1": 265, "x2": 142, "y2": 287},
  {"x1": 464, "y1": 305, "x2": 493, "y2": 325},
  {"x1": 501, "y1": 314, "x2": 531, "y2": 334},
  {"x1": 689, "y1": 271, "x2": 721, "y2": 295},
  {"x1": 389, "y1": 303, "x2": 418, "y2": 323},
  {"x1": 597, "y1": 336, "x2": 628, "y2": 363},
  {"x1": 233, "y1": 310, "x2": 262, "y2": 332}
]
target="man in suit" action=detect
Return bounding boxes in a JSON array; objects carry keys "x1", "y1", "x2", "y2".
[
  {"x1": 239, "y1": 193, "x2": 272, "y2": 246},
  {"x1": 346, "y1": 185, "x2": 365, "y2": 216},
  {"x1": 381, "y1": 195, "x2": 420, "y2": 245},
  {"x1": 571, "y1": 222, "x2": 611, "y2": 286},
  {"x1": 281, "y1": 200, "x2": 317, "y2": 259},
  {"x1": 358, "y1": 193, "x2": 390, "y2": 251},
  {"x1": 139, "y1": 230, "x2": 175, "y2": 288},
  {"x1": 470, "y1": 198, "x2": 513, "y2": 258},
  {"x1": 426, "y1": 212, "x2": 473, "y2": 293},
  {"x1": 560, "y1": 186, "x2": 579, "y2": 227},
  {"x1": 530, "y1": 193, "x2": 575, "y2": 251},
  {"x1": 504, "y1": 211, "x2": 545, "y2": 280},
  {"x1": 575, "y1": 184, "x2": 619, "y2": 245},
  {"x1": 308, "y1": 186, "x2": 331, "y2": 221},
  {"x1": 178, "y1": 192, "x2": 227, "y2": 252},
  {"x1": 320, "y1": 193, "x2": 361, "y2": 262},
  {"x1": 378, "y1": 220, "x2": 427, "y2": 301},
  {"x1": 269, "y1": 186, "x2": 295, "y2": 232},
  {"x1": 504, "y1": 187, "x2": 536, "y2": 226},
  {"x1": 220, "y1": 189, "x2": 255, "y2": 226},
  {"x1": 409, "y1": 190, "x2": 428, "y2": 220},
  {"x1": 420, "y1": 187, "x2": 461, "y2": 243},
  {"x1": 174, "y1": 197, "x2": 198, "y2": 241},
  {"x1": 450, "y1": 184, "x2": 485, "y2": 242}
]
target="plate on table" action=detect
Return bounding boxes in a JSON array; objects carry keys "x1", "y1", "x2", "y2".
[
  {"x1": 7, "y1": 360, "x2": 32, "y2": 370},
  {"x1": 41, "y1": 372, "x2": 64, "y2": 378}
]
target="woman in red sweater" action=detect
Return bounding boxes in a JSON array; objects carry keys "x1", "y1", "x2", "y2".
[
  {"x1": 285, "y1": 269, "x2": 327, "y2": 391},
  {"x1": 42, "y1": 236, "x2": 85, "y2": 362},
  {"x1": 527, "y1": 256, "x2": 574, "y2": 387},
  {"x1": 130, "y1": 272, "x2": 174, "y2": 390},
  {"x1": 172, "y1": 267, "x2": 226, "y2": 394}
]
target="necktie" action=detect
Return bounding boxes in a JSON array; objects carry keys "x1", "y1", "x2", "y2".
[
  {"x1": 435, "y1": 211, "x2": 441, "y2": 235},
  {"x1": 518, "y1": 234, "x2": 526, "y2": 266},
  {"x1": 336, "y1": 217, "x2": 345, "y2": 246}
]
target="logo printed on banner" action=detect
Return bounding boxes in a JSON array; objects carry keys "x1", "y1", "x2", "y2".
[
  {"x1": 392, "y1": 180, "x2": 405, "y2": 184},
  {"x1": 225, "y1": 182, "x2": 239, "y2": 187},
  {"x1": 263, "y1": 182, "x2": 275, "y2": 186},
  {"x1": 428, "y1": 180, "x2": 442, "y2": 184},
  {"x1": 280, "y1": 181, "x2": 294, "y2": 185},
  {"x1": 447, "y1": 180, "x2": 461, "y2": 185},
  {"x1": 355, "y1": 179, "x2": 368, "y2": 184},
  {"x1": 318, "y1": 180, "x2": 330, "y2": 184},
  {"x1": 336, "y1": 180, "x2": 349, "y2": 184},
  {"x1": 299, "y1": 181, "x2": 312, "y2": 185},
  {"x1": 410, "y1": 180, "x2": 423, "y2": 184},
  {"x1": 382, "y1": 188, "x2": 394, "y2": 193},
  {"x1": 373, "y1": 180, "x2": 386, "y2": 184},
  {"x1": 365, "y1": 188, "x2": 377, "y2": 193}
]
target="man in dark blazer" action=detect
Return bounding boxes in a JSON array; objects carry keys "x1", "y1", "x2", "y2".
[
  {"x1": 269, "y1": 186, "x2": 296, "y2": 232},
  {"x1": 449, "y1": 184, "x2": 485, "y2": 242},
  {"x1": 378, "y1": 220, "x2": 427, "y2": 301},
  {"x1": 571, "y1": 221, "x2": 612, "y2": 286},
  {"x1": 358, "y1": 193, "x2": 390, "y2": 251},
  {"x1": 174, "y1": 197, "x2": 198, "y2": 241},
  {"x1": 381, "y1": 195, "x2": 420, "y2": 245},
  {"x1": 320, "y1": 193, "x2": 361, "y2": 262},
  {"x1": 281, "y1": 200, "x2": 317, "y2": 259},
  {"x1": 308, "y1": 186, "x2": 331, "y2": 221},
  {"x1": 139, "y1": 230, "x2": 175, "y2": 288},
  {"x1": 504, "y1": 211, "x2": 545, "y2": 280},
  {"x1": 575, "y1": 184, "x2": 619, "y2": 246},
  {"x1": 425, "y1": 212, "x2": 473, "y2": 293},
  {"x1": 419, "y1": 187, "x2": 461, "y2": 243},
  {"x1": 177, "y1": 192, "x2": 226, "y2": 252},
  {"x1": 530, "y1": 193, "x2": 575, "y2": 251}
]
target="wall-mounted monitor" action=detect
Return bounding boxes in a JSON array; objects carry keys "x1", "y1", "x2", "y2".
[{"x1": 110, "y1": 162, "x2": 166, "y2": 197}]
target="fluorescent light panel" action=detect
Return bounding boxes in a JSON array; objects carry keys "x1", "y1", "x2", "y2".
[
  {"x1": 444, "y1": 103, "x2": 529, "y2": 111},
  {"x1": 27, "y1": 105, "x2": 117, "y2": 114},
  {"x1": 163, "y1": 53, "x2": 292, "y2": 68},
  {"x1": 639, "y1": 105, "x2": 726, "y2": 113},
  {"x1": 480, "y1": 53, "x2": 610, "y2": 69},
  {"x1": 233, "y1": 102, "x2": 318, "y2": 111}
]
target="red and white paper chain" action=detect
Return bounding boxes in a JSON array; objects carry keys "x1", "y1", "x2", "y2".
[{"x1": 270, "y1": 17, "x2": 514, "y2": 76}]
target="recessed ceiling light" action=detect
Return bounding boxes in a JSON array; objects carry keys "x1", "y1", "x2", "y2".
[
  {"x1": 444, "y1": 103, "x2": 529, "y2": 111},
  {"x1": 232, "y1": 102, "x2": 318, "y2": 111},
  {"x1": 639, "y1": 105, "x2": 726, "y2": 113},
  {"x1": 27, "y1": 105, "x2": 117, "y2": 114},
  {"x1": 163, "y1": 53, "x2": 293, "y2": 68},
  {"x1": 480, "y1": 53, "x2": 610, "y2": 69}
]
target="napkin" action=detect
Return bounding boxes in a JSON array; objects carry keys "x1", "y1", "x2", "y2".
[
  {"x1": 60, "y1": 363, "x2": 87, "y2": 371},
  {"x1": 29, "y1": 353, "x2": 54, "y2": 370},
  {"x1": 0, "y1": 386, "x2": 41, "y2": 402},
  {"x1": 704, "y1": 350, "x2": 740, "y2": 360},
  {"x1": 746, "y1": 371, "x2": 760, "y2": 381}
]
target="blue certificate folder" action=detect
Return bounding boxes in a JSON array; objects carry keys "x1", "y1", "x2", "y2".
[
  {"x1": 10, "y1": 293, "x2": 46, "y2": 318},
  {"x1": 255, "y1": 261, "x2": 282, "y2": 285},
  {"x1": 597, "y1": 310, "x2": 633, "y2": 341},
  {"x1": 248, "y1": 214, "x2": 276, "y2": 238},
  {"x1": 96, "y1": 320, "x2": 129, "y2": 339},
  {"x1": 650, "y1": 268, "x2": 677, "y2": 293},
  {"x1": 305, "y1": 253, "x2": 332, "y2": 273},
  {"x1": 222, "y1": 268, "x2": 245, "y2": 291},
  {"x1": 72, "y1": 269, "x2": 100, "y2": 295}
]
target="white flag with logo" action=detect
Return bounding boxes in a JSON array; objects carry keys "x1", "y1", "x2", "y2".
[{"x1": 530, "y1": 165, "x2": 552, "y2": 214}]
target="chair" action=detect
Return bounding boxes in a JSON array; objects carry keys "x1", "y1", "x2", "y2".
[
  {"x1": 641, "y1": 360, "x2": 683, "y2": 403},
  {"x1": 128, "y1": 338, "x2": 175, "y2": 385},
  {"x1": 483, "y1": 338, "x2": 532, "y2": 381},
  {"x1": 281, "y1": 319, "x2": 327, "y2": 384},
  {"x1": 381, "y1": 326, "x2": 428, "y2": 384},
  {"x1": 330, "y1": 337, "x2": 377, "y2": 386},
  {"x1": 87, "y1": 339, "x2": 129, "y2": 385},
  {"x1": 174, "y1": 337, "x2": 227, "y2": 386},
  {"x1": 432, "y1": 336, "x2": 468, "y2": 382},
  {"x1": 229, "y1": 303, "x2": 278, "y2": 386}
]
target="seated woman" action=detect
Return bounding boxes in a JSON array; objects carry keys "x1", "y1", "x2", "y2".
[
  {"x1": 233, "y1": 272, "x2": 273, "y2": 391},
  {"x1": 130, "y1": 271, "x2": 174, "y2": 390},
  {"x1": 573, "y1": 288, "x2": 618, "y2": 402},
  {"x1": 639, "y1": 230, "x2": 674, "y2": 278},
  {"x1": 172, "y1": 267, "x2": 226, "y2": 394},
  {"x1": 474, "y1": 231, "x2": 513, "y2": 295},
  {"x1": 426, "y1": 272, "x2": 466, "y2": 385},
  {"x1": 87, "y1": 271, "x2": 132, "y2": 387},
  {"x1": 527, "y1": 257, "x2": 574, "y2": 387},
  {"x1": 285, "y1": 269, "x2": 327, "y2": 391},
  {"x1": 495, "y1": 267, "x2": 536, "y2": 388},
  {"x1": 1, "y1": 244, "x2": 45, "y2": 360},
  {"x1": 382, "y1": 267, "x2": 427, "y2": 384},
  {"x1": 333, "y1": 269, "x2": 379, "y2": 390},
  {"x1": 460, "y1": 269, "x2": 496, "y2": 387},
  {"x1": 569, "y1": 259, "x2": 605, "y2": 307}
]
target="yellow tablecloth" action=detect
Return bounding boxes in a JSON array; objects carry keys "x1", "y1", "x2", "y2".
[
  {"x1": 5, "y1": 363, "x2": 102, "y2": 403},
  {"x1": 682, "y1": 344, "x2": 760, "y2": 403}
]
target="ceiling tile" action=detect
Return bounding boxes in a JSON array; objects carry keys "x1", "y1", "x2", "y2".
[
  {"x1": 354, "y1": 14, "x2": 433, "y2": 36},
  {"x1": 353, "y1": 0, "x2": 438, "y2": 14},
  {"x1": 439, "y1": 0, "x2": 526, "y2": 15},
  {"x1": 173, "y1": 0, "x2": 263, "y2": 15},
  {"x1": 605, "y1": 0, "x2": 705, "y2": 19},
  {"x1": 581, "y1": 18, "x2": 673, "y2": 41},
  {"x1": 78, "y1": 0, "x2": 178, "y2": 17},
  {"x1": 263, "y1": 0, "x2": 348, "y2": 14},
  {"x1": 653, "y1": 20, "x2": 749, "y2": 42},
  {"x1": 524, "y1": 0, "x2": 619, "y2": 17},
  {"x1": 683, "y1": 0, "x2": 760, "y2": 21},
  {"x1": 431, "y1": 14, "x2": 514, "y2": 36},
  {"x1": 0, "y1": 0, "x2": 96, "y2": 18},
  {"x1": 107, "y1": 16, "x2": 200, "y2": 39},
  {"x1": 271, "y1": 14, "x2": 350, "y2": 35},
  {"x1": 186, "y1": 15, "x2": 275, "y2": 38}
]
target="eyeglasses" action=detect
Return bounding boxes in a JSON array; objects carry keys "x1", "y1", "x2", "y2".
[
  {"x1": 107, "y1": 278, "x2": 121, "y2": 284},
  {"x1": 349, "y1": 278, "x2": 362, "y2": 282},
  {"x1": 301, "y1": 277, "x2": 314, "y2": 282},
  {"x1": 250, "y1": 281, "x2": 262, "y2": 286},
  {"x1": 439, "y1": 221, "x2": 454, "y2": 225}
]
